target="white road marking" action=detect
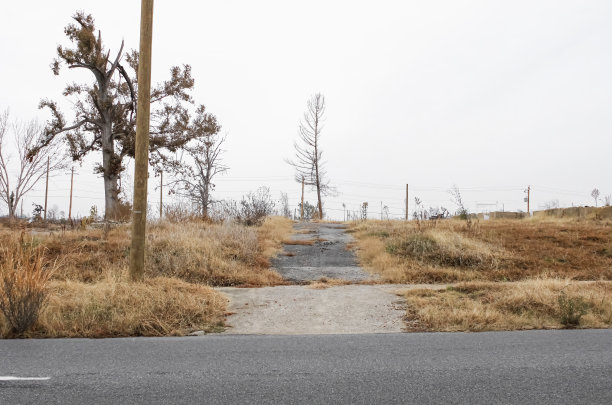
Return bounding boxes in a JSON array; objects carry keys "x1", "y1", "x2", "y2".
[{"x1": 0, "y1": 376, "x2": 51, "y2": 381}]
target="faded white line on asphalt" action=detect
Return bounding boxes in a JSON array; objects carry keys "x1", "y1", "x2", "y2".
[{"x1": 0, "y1": 376, "x2": 51, "y2": 381}]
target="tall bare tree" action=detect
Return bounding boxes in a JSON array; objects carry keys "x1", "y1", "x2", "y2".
[
  {"x1": 167, "y1": 106, "x2": 225, "y2": 218},
  {"x1": 287, "y1": 93, "x2": 333, "y2": 219},
  {"x1": 591, "y1": 188, "x2": 600, "y2": 207},
  {"x1": 0, "y1": 110, "x2": 65, "y2": 219},
  {"x1": 29, "y1": 11, "x2": 206, "y2": 219}
]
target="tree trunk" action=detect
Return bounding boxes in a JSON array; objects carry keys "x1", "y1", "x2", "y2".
[
  {"x1": 8, "y1": 200, "x2": 15, "y2": 219},
  {"x1": 316, "y1": 180, "x2": 323, "y2": 219},
  {"x1": 314, "y1": 130, "x2": 323, "y2": 219},
  {"x1": 201, "y1": 183, "x2": 209, "y2": 219},
  {"x1": 101, "y1": 124, "x2": 120, "y2": 220}
]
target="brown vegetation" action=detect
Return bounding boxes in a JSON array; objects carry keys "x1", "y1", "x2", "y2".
[
  {"x1": 0, "y1": 236, "x2": 57, "y2": 336},
  {"x1": 350, "y1": 218, "x2": 612, "y2": 283},
  {"x1": 400, "y1": 279, "x2": 611, "y2": 332},
  {"x1": 39, "y1": 217, "x2": 292, "y2": 286},
  {"x1": 0, "y1": 216, "x2": 293, "y2": 337}
]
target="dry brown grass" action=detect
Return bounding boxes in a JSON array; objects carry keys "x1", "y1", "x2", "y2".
[
  {"x1": 350, "y1": 219, "x2": 612, "y2": 283},
  {"x1": 32, "y1": 216, "x2": 293, "y2": 287},
  {"x1": 307, "y1": 277, "x2": 355, "y2": 289},
  {"x1": 400, "y1": 279, "x2": 612, "y2": 332},
  {"x1": 0, "y1": 216, "x2": 293, "y2": 337},
  {"x1": 0, "y1": 277, "x2": 227, "y2": 338},
  {"x1": 0, "y1": 235, "x2": 57, "y2": 336}
]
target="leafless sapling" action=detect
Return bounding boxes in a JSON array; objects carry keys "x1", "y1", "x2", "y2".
[{"x1": 279, "y1": 192, "x2": 291, "y2": 218}]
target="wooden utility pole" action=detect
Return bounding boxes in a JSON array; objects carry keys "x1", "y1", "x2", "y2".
[
  {"x1": 68, "y1": 167, "x2": 74, "y2": 221},
  {"x1": 130, "y1": 0, "x2": 154, "y2": 282},
  {"x1": 405, "y1": 184, "x2": 409, "y2": 220},
  {"x1": 300, "y1": 175, "x2": 305, "y2": 221},
  {"x1": 43, "y1": 156, "x2": 49, "y2": 221},
  {"x1": 527, "y1": 185, "x2": 531, "y2": 215},
  {"x1": 159, "y1": 171, "x2": 163, "y2": 220}
]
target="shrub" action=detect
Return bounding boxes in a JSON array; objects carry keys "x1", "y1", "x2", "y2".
[
  {"x1": 385, "y1": 230, "x2": 500, "y2": 268},
  {"x1": 558, "y1": 291, "x2": 588, "y2": 327},
  {"x1": 239, "y1": 187, "x2": 276, "y2": 225},
  {"x1": 0, "y1": 239, "x2": 56, "y2": 336}
]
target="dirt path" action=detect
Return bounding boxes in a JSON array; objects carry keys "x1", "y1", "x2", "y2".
[{"x1": 218, "y1": 223, "x2": 438, "y2": 335}]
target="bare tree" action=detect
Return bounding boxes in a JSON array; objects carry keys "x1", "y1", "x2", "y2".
[
  {"x1": 0, "y1": 110, "x2": 65, "y2": 219},
  {"x1": 604, "y1": 195, "x2": 611, "y2": 207},
  {"x1": 168, "y1": 106, "x2": 225, "y2": 218},
  {"x1": 591, "y1": 188, "x2": 600, "y2": 207},
  {"x1": 286, "y1": 93, "x2": 334, "y2": 219},
  {"x1": 29, "y1": 12, "x2": 208, "y2": 219},
  {"x1": 279, "y1": 192, "x2": 291, "y2": 218},
  {"x1": 544, "y1": 199, "x2": 560, "y2": 210}
]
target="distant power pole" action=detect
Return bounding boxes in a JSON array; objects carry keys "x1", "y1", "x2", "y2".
[
  {"x1": 130, "y1": 0, "x2": 155, "y2": 282},
  {"x1": 342, "y1": 203, "x2": 346, "y2": 222},
  {"x1": 405, "y1": 184, "x2": 409, "y2": 220},
  {"x1": 380, "y1": 201, "x2": 383, "y2": 220},
  {"x1": 159, "y1": 171, "x2": 163, "y2": 220},
  {"x1": 43, "y1": 156, "x2": 49, "y2": 221},
  {"x1": 68, "y1": 167, "x2": 75, "y2": 220},
  {"x1": 300, "y1": 176, "x2": 305, "y2": 221},
  {"x1": 527, "y1": 186, "x2": 531, "y2": 215}
]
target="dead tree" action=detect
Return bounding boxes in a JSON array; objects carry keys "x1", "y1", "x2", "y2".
[
  {"x1": 167, "y1": 106, "x2": 225, "y2": 218},
  {"x1": 0, "y1": 111, "x2": 65, "y2": 220},
  {"x1": 29, "y1": 11, "x2": 204, "y2": 220},
  {"x1": 286, "y1": 93, "x2": 334, "y2": 219},
  {"x1": 591, "y1": 188, "x2": 600, "y2": 207}
]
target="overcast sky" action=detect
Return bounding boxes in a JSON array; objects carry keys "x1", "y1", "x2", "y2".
[{"x1": 1, "y1": 1, "x2": 611, "y2": 219}]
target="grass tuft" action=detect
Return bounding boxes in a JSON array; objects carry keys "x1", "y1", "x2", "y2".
[{"x1": 0, "y1": 237, "x2": 56, "y2": 337}]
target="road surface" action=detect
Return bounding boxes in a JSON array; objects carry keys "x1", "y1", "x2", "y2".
[{"x1": 1, "y1": 330, "x2": 610, "y2": 404}]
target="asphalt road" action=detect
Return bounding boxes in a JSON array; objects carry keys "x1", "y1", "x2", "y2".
[{"x1": 1, "y1": 330, "x2": 610, "y2": 404}]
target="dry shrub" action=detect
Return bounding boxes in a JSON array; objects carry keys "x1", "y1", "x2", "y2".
[
  {"x1": 0, "y1": 237, "x2": 56, "y2": 337},
  {"x1": 401, "y1": 279, "x2": 612, "y2": 332},
  {"x1": 557, "y1": 291, "x2": 588, "y2": 327},
  {"x1": 164, "y1": 202, "x2": 201, "y2": 223},
  {"x1": 351, "y1": 219, "x2": 612, "y2": 283},
  {"x1": 385, "y1": 229, "x2": 503, "y2": 268},
  {"x1": 29, "y1": 277, "x2": 227, "y2": 337}
]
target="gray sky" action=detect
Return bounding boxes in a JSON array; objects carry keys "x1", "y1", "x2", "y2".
[{"x1": 1, "y1": 1, "x2": 611, "y2": 219}]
